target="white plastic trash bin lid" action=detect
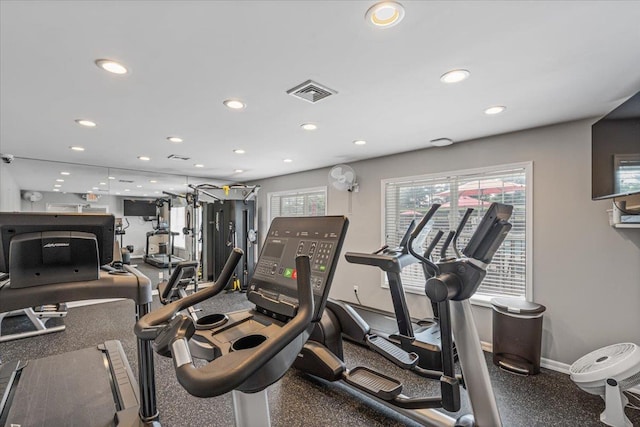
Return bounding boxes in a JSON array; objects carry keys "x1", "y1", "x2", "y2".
[{"x1": 491, "y1": 298, "x2": 546, "y2": 317}]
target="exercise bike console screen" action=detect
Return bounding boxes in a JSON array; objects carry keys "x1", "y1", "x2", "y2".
[{"x1": 248, "y1": 216, "x2": 348, "y2": 322}]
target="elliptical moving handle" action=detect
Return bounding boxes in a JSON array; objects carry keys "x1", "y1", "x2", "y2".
[
  {"x1": 134, "y1": 248, "x2": 243, "y2": 340},
  {"x1": 452, "y1": 208, "x2": 474, "y2": 258},
  {"x1": 170, "y1": 255, "x2": 315, "y2": 398},
  {"x1": 407, "y1": 204, "x2": 441, "y2": 276},
  {"x1": 410, "y1": 204, "x2": 440, "y2": 239}
]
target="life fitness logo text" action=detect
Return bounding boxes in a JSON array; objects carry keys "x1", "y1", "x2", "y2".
[{"x1": 43, "y1": 243, "x2": 70, "y2": 248}]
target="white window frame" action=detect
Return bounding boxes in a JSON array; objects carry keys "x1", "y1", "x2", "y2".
[
  {"x1": 267, "y1": 186, "x2": 328, "y2": 225},
  {"x1": 170, "y1": 206, "x2": 186, "y2": 249},
  {"x1": 381, "y1": 162, "x2": 533, "y2": 307}
]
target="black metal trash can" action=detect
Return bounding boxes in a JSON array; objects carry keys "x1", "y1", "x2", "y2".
[{"x1": 491, "y1": 298, "x2": 546, "y2": 375}]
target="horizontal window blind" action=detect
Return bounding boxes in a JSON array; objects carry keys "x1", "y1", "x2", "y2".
[
  {"x1": 269, "y1": 187, "x2": 327, "y2": 224},
  {"x1": 384, "y1": 167, "x2": 528, "y2": 298}
]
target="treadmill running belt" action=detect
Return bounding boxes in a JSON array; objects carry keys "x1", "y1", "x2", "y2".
[{"x1": 5, "y1": 346, "x2": 117, "y2": 427}]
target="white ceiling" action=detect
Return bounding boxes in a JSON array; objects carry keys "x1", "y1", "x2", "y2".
[{"x1": 2, "y1": 1, "x2": 640, "y2": 193}]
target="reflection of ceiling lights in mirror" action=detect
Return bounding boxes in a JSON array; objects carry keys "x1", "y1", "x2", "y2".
[
  {"x1": 95, "y1": 59, "x2": 128, "y2": 75},
  {"x1": 54, "y1": 184, "x2": 61, "y2": 188},
  {"x1": 53, "y1": 189, "x2": 60, "y2": 192},
  {"x1": 92, "y1": 187, "x2": 98, "y2": 190},
  {"x1": 124, "y1": 189, "x2": 130, "y2": 192},
  {"x1": 99, "y1": 182, "x2": 106, "y2": 185},
  {"x1": 136, "y1": 185, "x2": 142, "y2": 188},
  {"x1": 233, "y1": 149, "x2": 245, "y2": 154},
  {"x1": 56, "y1": 179, "x2": 64, "y2": 182},
  {"x1": 70, "y1": 146, "x2": 85, "y2": 151},
  {"x1": 353, "y1": 140, "x2": 367, "y2": 145},
  {"x1": 194, "y1": 164, "x2": 204, "y2": 168},
  {"x1": 283, "y1": 158, "x2": 293, "y2": 163},
  {"x1": 167, "y1": 136, "x2": 183, "y2": 143},
  {"x1": 235, "y1": 169, "x2": 243, "y2": 173},
  {"x1": 61, "y1": 172, "x2": 70, "y2": 176},
  {"x1": 301, "y1": 123, "x2": 317, "y2": 131},
  {"x1": 138, "y1": 156, "x2": 150, "y2": 161},
  {"x1": 108, "y1": 176, "x2": 115, "y2": 180},
  {"x1": 149, "y1": 180, "x2": 157, "y2": 183}
]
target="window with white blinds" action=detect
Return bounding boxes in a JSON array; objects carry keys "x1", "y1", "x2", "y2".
[
  {"x1": 268, "y1": 187, "x2": 327, "y2": 224},
  {"x1": 383, "y1": 163, "x2": 531, "y2": 299}
]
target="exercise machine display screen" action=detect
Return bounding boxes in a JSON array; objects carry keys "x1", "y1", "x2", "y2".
[{"x1": 248, "y1": 216, "x2": 348, "y2": 322}]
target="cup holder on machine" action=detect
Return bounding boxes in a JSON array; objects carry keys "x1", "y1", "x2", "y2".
[
  {"x1": 195, "y1": 313, "x2": 229, "y2": 330},
  {"x1": 231, "y1": 334, "x2": 268, "y2": 351}
]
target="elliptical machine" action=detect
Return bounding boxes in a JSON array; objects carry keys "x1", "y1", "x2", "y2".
[{"x1": 295, "y1": 202, "x2": 513, "y2": 426}]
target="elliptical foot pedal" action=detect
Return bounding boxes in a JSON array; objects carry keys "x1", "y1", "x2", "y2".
[
  {"x1": 344, "y1": 366, "x2": 402, "y2": 401},
  {"x1": 367, "y1": 334, "x2": 418, "y2": 369}
]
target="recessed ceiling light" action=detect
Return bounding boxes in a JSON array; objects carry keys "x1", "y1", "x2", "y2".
[
  {"x1": 484, "y1": 105, "x2": 506, "y2": 115},
  {"x1": 365, "y1": 1, "x2": 405, "y2": 28},
  {"x1": 60, "y1": 171, "x2": 70, "y2": 176},
  {"x1": 224, "y1": 99, "x2": 246, "y2": 110},
  {"x1": 138, "y1": 156, "x2": 150, "y2": 161},
  {"x1": 70, "y1": 146, "x2": 85, "y2": 151},
  {"x1": 56, "y1": 179, "x2": 64, "y2": 182},
  {"x1": 234, "y1": 149, "x2": 246, "y2": 154},
  {"x1": 75, "y1": 119, "x2": 97, "y2": 127},
  {"x1": 167, "y1": 136, "x2": 183, "y2": 143},
  {"x1": 194, "y1": 164, "x2": 204, "y2": 168},
  {"x1": 440, "y1": 69, "x2": 470, "y2": 84},
  {"x1": 108, "y1": 176, "x2": 115, "y2": 180},
  {"x1": 116, "y1": 192, "x2": 121, "y2": 195},
  {"x1": 54, "y1": 184, "x2": 62, "y2": 188},
  {"x1": 149, "y1": 180, "x2": 157, "y2": 183},
  {"x1": 99, "y1": 182, "x2": 106, "y2": 185},
  {"x1": 124, "y1": 189, "x2": 131, "y2": 192},
  {"x1": 283, "y1": 158, "x2": 293, "y2": 163},
  {"x1": 234, "y1": 169, "x2": 244, "y2": 173},
  {"x1": 430, "y1": 138, "x2": 454, "y2": 147},
  {"x1": 53, "y1": 189, "x2": 60, "y2": 192},
  {"x1": 95, "y1": 59, "x2": 128, "y2": 75},
  {"x1": 136, "y1": 185, "x2": 143, "y2": 188},
  {"x1": 301, "y1": 123, "x2": 317, "y2": 131},
  {"x1": 92, "y1": 187, "x2": 99, "y2": 190},
  {"x1": 353, "y1": 140, "x2": 367, "y2": 145}
]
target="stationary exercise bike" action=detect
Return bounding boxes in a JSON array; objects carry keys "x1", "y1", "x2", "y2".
[{"x1": 295, "y1": 202, "x2": 513, "y2": 426}]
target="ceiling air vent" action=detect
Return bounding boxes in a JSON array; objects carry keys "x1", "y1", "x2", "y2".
[
  {"x1": 167, "y1": 154, "x2": 191, "y2": 161},
  {"x1": 287, "y1": 80, "x2": 337, "y2": 104}
]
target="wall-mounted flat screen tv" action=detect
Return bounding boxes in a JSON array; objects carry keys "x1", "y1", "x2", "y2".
[
  {"x1": 592, "y1": 91, "x2": 640, "y2": 200},
  {"x1": 123, "y1": 199, "x2": 157, "y2": 217}
]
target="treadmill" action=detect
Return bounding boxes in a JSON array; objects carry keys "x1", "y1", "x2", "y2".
[
  {"x1": 144, "y1": 229, "x2": 185, "y2": 268},
  {"x1": 0, "y1": 212, "x2": 159, "y2": 427}
]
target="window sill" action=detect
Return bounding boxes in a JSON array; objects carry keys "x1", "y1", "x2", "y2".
[{"x1": 394, "y1": 283, "x2": 525, "y2": 309}]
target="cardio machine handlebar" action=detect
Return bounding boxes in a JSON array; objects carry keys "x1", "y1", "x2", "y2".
[
  {"x1": 452, "y1": 208, "x2": 474, "y2": 258},
  {"x1": 169, "y1": 255, "x2": 315, "y2": 397},
  {"x1": 134, "y1": 248, "x2": 244, "y2": 340},
  {"x1": 408, "y1": 204, "x2": 441, "y2": 275}
]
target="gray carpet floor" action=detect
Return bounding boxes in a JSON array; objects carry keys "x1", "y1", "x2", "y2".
[{"x1": 1, "y1": 262, "x2": 639, "y2": 426}]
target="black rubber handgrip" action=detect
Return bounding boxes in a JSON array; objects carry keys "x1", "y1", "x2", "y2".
[
  {"x1": 424, "y1": 230, "x2": 444, "y2": 259},
  {"x1": 134, "y1": 248, "x2": 243, "y2": 340},
  {"x1": 410, "y1": 204, "x2": 440, "y2": 239},
  {"x1": 439, "y1": 231, "x2": 456, "y2": 259},
  {"x1": 172, "y1": 255, "x2": 315, "y2": 397},
  {"x1": 453, "y1": 208, "x2": 474, "y2": 258}
]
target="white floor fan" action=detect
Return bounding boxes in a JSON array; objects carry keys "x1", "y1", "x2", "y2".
[{"x1": 570, "y1": 343, "x2": 640, "y2": 427}]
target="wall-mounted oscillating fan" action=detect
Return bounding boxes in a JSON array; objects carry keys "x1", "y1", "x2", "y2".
[
  {"x1": 329, "y1": 164, "x2": 358, "y2": 192},
  {"x1": 22, "y1": 191, "x2": 43, "y2": 202},
  {"x1": 570, "y1": 342, "x2": 640, "y2": 427}
]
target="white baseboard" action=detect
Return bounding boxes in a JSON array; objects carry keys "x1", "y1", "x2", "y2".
[{"x1": 481, "y1": 340, "x2": 640, "y2": 394}]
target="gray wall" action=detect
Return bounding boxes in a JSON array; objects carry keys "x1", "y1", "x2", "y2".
[
  {"x1": 0, "y1": 162, "x2": 21, "y2": 211},
  {"x1": 254, "y1": 119, "x2": 640, "y2": 365}
]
